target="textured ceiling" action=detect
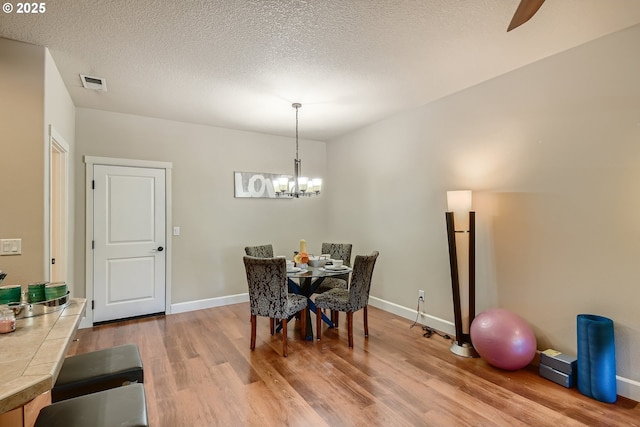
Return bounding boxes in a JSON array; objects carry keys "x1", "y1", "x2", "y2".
[{"x1": 1, "y1": 0, "x2": 640, "y2": 140}]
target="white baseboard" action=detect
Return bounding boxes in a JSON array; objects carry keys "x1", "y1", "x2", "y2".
[
  {"x1": 170, "y1": 293, "x2": 249, "y2": 314},
  {"x1": 368, "y1": 296, "x2": 456, "y2": 337},
  {"x1": 616, "y1": 375, "x2": 640, "y2": 402}
]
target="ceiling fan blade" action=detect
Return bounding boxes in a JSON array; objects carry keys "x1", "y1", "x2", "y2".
[{"x1": 507, "y1": 0, "x2": 546, "y2": 32}]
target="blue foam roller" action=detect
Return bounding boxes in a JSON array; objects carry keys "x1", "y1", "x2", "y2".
[{"x1": 577, "y1": 314, "x2": 617, "y2": 403}]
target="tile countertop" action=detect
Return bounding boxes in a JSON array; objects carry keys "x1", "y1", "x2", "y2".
[{"x1": 0, "y1": 298, "x2": 86, "y2": 414}]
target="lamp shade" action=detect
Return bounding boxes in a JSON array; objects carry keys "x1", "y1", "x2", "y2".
[
  {"x1": 278, "y1": 177, "x2": 288, "y2": 189},
  {"x1": 447, "y1": 190, "x2": 472, "y2": 213},
  {"x1": 298, "y1": 176, "x2": 309, "y2": 191},
  {"x1": 311, "y1": 178, "x2": 322, "y2": 193}
]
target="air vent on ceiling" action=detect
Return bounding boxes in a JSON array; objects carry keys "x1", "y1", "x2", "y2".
[{"x1": 80, "y1": 74, "x2": 107, "y2": 91}]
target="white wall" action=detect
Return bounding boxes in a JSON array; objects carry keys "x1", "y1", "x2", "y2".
[
  {"x1": 74, "y1": 108, "x2": 328, "y2": 305},
  {"x1": 327, "y1": 24, "x2": 640, "y2": 399},
  {"x1": 44, "y1": 48, "x2": 76, "y2": 291},
  {"x1": 44, "y1": 49, "x2": 75, "y2": 148}
]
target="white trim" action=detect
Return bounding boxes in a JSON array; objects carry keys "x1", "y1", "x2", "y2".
[
  {"x1": 616, "y1": 375, "x2": 640, "y2": 402},
  {"x1": 48, "y1": 126, "x2": 70, "y2": 284},
  {"x1": 84, "y1": 155, "x2": 172, "y2": 170},
  {"x1": 43, "y1": 128, "x2": 50, "y2": 278},
  {"x1": 83, "y1": 160, "x2": 94, "y2": 325},
  {"x1": 164, "y1": 167, "x2": 173, "y2": 314},
  {"x1": 50, "y1": 127, "x2": 70, "y2": 153},
  {"x1": 171, "y1": 293, "x2": 249, "y2": 314},
  {"x1": 83, "y1": 156, "x2": 173, "y2": 325},
  {"x1": 368, "y1": 296, "x2": 456, "y2": 336}
]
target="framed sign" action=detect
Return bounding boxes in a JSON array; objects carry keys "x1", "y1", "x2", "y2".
[{"x1": 234, "y1": 171, "x2": 291, "y2": 198}]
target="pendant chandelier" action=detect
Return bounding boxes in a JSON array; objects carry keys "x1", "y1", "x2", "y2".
[{"x1": 273, "y1": 103, "x2": 322, "y2": 197}]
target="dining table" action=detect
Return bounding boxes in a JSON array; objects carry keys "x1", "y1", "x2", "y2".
[{"x1": 283, "y1": 265, "x2": 353, "y2": 341}]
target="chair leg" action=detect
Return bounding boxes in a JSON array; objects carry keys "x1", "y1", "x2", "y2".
[
  {"x1": 347, "y1": 311, "x2": 354, "y2": 348},
  {"x1": 300, "y1": 309, "x2": 306, "y2": 339},
  {"x1": 332, "y1": 310, "x2": 339, "y2": 327},
  {"x1": 363, "y1": 306, "x2": 369, "y2": 337},
  {"x1": 282, "y1": 316, "x2": 288, "y2": 357},
  {"x1": 250, "y1": 314, "x2": 257, "y2": 350},
  {"x1": 316, "y1": 307, "x2": 322, "y2": 340},
  {"x1": 270, "y1": 318, "x2": 275, "y2": 335}
]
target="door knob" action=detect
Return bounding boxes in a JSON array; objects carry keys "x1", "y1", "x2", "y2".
[{"x1": 157, "y1": 246, "x2": 164, "y2": 252}]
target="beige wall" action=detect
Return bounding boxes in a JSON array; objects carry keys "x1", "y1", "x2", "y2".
[
  {"x1": 0, "y1": 38, "x2": 45, "y2": 284},
  {"x1": 327, "y1": 24, "x2": 640, "y2": 397},
  {"x1": 0, "y1": 39, "x2": 75, "y2": 290},
  {"x1": 74, "y1": 108, "x2": 327, "y2": 303}
]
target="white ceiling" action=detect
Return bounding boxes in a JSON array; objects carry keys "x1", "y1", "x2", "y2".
[{"x1": 2, "y1": 0, "x2": 640, "y2": 140}]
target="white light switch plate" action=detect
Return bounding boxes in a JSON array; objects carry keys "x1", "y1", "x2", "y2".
[
  {"x1": 173, "y1": 227, "x2": 180, "y2": 236},
  {"x1": 0, "y1": 239, "x2": 22, "y2": 255}
]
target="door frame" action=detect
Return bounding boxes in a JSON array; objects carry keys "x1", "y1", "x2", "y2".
[
  {"x1": 83, "y1": 156, "x2": 173, "y2": 327},
  {"x1": 45, "y1": 125, "x2": 70, "y2": 282}
]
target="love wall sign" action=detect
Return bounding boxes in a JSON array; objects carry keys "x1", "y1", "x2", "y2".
[{"x1": 233, "y1": 171, "x2": 292, "y2": 199}]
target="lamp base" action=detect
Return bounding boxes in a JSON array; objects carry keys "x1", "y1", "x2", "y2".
[{"x1": 450, "y1": 341, "x2": 479, "y2": 358}]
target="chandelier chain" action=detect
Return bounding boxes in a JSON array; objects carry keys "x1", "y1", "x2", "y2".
[{"x1": 295, "y1": 104, "x2": 299, "y2": 161}]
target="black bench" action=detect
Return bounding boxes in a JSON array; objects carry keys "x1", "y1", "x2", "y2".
[
  {"x1": 35, "y1": 383, "x2": 148, "y2": 427},
  {"x1": 52, "y1": 344, "x2": 144, "y2": 402}
]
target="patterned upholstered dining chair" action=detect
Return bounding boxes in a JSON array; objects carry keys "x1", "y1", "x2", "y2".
[
  {"x1": 314, "y1": 251, "x2": 379, "y2": 348},
  {"x1": 316, "y1": 242, "x2": 352, "y2": 293},
  {"x1": 243, "y1": 256, "x2": 307, "y2": 357},
  {"x1": 316, "y1": 242, "x2": 353, "y2": 326},
  {"x1": 244, "y1": 244, "x2": 274, "y2": 258},
  {"x1": 244, "y1": 244, "x2": 276, "y2": 327}
]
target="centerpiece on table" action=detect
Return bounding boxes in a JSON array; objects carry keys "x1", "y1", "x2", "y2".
[{"x1": 294, "y1": 239, "x2": 309, "y2": 269}]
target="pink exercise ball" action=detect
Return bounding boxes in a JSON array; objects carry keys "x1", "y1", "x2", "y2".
[{"x1": 470, "y1": 308, "x2": 537, "y2": 371}]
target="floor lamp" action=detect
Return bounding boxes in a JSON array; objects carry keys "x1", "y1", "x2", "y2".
[{"x1": 446, "y1": 190, "x2": 478, "y2": 358}]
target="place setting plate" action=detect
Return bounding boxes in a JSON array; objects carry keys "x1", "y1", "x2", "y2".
[{"x1": 322, "y1": 265, "x2": 352, "y2": 272}]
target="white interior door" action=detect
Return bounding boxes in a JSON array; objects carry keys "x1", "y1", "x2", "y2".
[{"x1": 93, "y1": 164, "x2": 166, "y2": 323}]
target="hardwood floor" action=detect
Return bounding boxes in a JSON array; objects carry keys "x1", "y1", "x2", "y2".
[{"x1": 67, "y1": 303, "x2": 639, "y2": 426}]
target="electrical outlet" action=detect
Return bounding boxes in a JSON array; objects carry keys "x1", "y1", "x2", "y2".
[{"x1": 418, "y1": 290, "x2": 425, "y2": 300}]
